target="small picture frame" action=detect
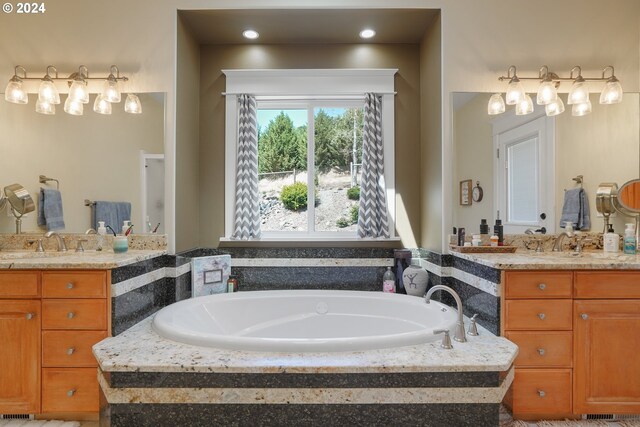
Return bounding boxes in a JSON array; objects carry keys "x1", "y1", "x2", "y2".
[
  {"x1": 203, "y1": 269, "x2": 223, "y2": 284},
  {"x1": 460, "y1": 179, "x2": 472, "y2": 206}
]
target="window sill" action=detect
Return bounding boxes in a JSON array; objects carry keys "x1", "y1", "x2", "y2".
[{"x1": 219, "y1": 237, "x2": 401, "y2": 246}]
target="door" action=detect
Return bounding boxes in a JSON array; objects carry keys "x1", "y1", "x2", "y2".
[
  {"x1": 0, "y1": 300, "x2": 41, "y2": 413},
  {"x1": 574, "y1": 300, "x2": 640, "y2": 414},
  {"x1": 494, "y1": 113, "x2": 555, "y2": 233}
]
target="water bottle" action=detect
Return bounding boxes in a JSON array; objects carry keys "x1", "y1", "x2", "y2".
[{"x1": 383, "y1": 267, "x2": 396, "y2": 293}]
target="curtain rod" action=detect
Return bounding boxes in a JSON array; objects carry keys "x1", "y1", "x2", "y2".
[{"x1": 221, "y1": 92, "x2": 397, "y2": 96}]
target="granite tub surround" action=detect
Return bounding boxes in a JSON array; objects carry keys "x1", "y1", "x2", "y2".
[
  {"x1": 0, "y1": 232, "x2": 167, "y2": 251},
  {"x1": 0, "y1": 248, "x2": 166, "y2": 269},
  {"x1": 95, "y1": 317, "x2": 516, "y2": 427}
]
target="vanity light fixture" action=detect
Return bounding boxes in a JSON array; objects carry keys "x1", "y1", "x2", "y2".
[
  {"x1": 63, "y1": 95, "x2": 84, "y2": 116},
  {"x1": 489, "y1": 64, "x2": 623, "y2": 117},
  {"x1": 68, "y1": 65, "x2": 90, "y2": 104},
  {"x1": 359, "y1": 28, "x2": 376, "y2": 39},
  {"x1": 4, "y1": 66, "x2": 28, "y2": 104},
  {"x1": 38, "y1": 66, "x2": 60, "y2": 105},
  {"x1": 242, "y1": 29, "x2": 259, "y2": 40},
  {"x1": 124, "y1": 93, "x2": 142, "y2": 114},
  {"x1": 35, "y1": 98, "x2": 55, "y2": 115},
  {"x1": 102, "y1": 65, "x2": 122, "y2": 103},
  {"x1": 93, "y1": 94, "x2": 112, "y2": 115}
]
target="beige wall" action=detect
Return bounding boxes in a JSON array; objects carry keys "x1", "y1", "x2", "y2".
[
  {"x1": 199, "y1": 43, "x2": 422, "y2": 247},
  {"x1": 175, "y1": 15, "x2": 202, "y2": 252},
  {"x1": 0, "y1": 94, "x2": 165, "y2": 233}
]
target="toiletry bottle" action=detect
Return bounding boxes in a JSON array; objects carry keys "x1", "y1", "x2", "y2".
[
  {"x1": 479, "y1": 219, "x2": 490, "y2": 246},
  {"x1": 449, "y1": 227, "x2": 457, "y2": 246},
  {"x1": 457, "y1": 227, "x2": 466, "y2": 247},
  {"x1": 490, "y1": 235, "x2": 499, "y2": 247},
  {"x1": 624, "y1": 224, "x2": 636, "y2": 255},
  {"x1": 122, "y1": 220, "x2": 131, "y2": 235},
  {"x1": 472, "y1": 234, "x2": 481, "y2": 247},
  {"x1": 494, "y1": 219, "x2": 504, "y2": 246},
  {"x1": 383, "y1": 267, "x2": 396, "y2": 293},
  {"x1": 565, "y1": 221, "x2": 574, "y2": 234},
  {"x1": 603, "y1": 224, "x2": 619, "y2": 253},
  {"x1": 96, "y1": 221, "x2": 107, "y2": 251},
  {"x1": 227, "y1": 276, "x2": 238, "y2": 293}
]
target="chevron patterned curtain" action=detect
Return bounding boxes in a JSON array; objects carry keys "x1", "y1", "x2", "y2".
[
  {"x1": 357, "y1": 93, "x2": 389, "y2": 238},
  {"x1": 231, "y1": 94, "x2": 261, "y2": 240}
]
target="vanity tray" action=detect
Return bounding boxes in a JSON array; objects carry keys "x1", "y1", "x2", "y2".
[{"x1": 449, "y1": 245, "x2": 518, "y2": 253}]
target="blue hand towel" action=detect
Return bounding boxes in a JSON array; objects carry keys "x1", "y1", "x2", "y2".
[
  {"x1": 559, "y1": 188, "x2": 590, "y2": 230},
  {"x1": 94, "y1": 201, "x2": 131, "y2": 232},
  {"x1": 37, "y1": 188, "x2": 65, "y2": 231}
]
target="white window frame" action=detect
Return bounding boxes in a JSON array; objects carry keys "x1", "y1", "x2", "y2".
[{"x1": 222, "y1": 69, "x2": 397, "y2": 241}]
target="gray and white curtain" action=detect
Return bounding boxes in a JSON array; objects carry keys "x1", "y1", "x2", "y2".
[
  {"x1": 357, "y1": 93, "x2": 389, "y2": 238},
  {"x1": 231, "y1": 94, "x2": 261, "y2": 240}
]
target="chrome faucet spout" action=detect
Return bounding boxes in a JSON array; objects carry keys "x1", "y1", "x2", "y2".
[
  {"x1": 552, "y1": 231, "x2": 574, "y2": 252},
  {"x1": 44, "y1": 231, "x2": 68, "y2": 252},
  {"x1": 425, "y1": 285, "x2": 466, "y2": 342}
]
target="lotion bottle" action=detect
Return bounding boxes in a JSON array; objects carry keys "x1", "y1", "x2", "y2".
[
  {"x1": 122, "y1": 220, "x2": 131, "y2": 235},
  {"x1": 603, "y1": 224, "x2": 619, "y2": 253},
  {"x1": 383, "y1": 267, "x2": 396, "y2": 293},
  {"x1": 96, "y1": 221, "x2": 107, "y2": 251},
  {"x1": 624, "y1": 223, "x2": 636, "y2": 255}
]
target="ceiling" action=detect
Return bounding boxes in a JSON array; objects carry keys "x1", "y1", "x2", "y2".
[{"x1": 179, "y1": 9, "x2": 439, "y2": 45}]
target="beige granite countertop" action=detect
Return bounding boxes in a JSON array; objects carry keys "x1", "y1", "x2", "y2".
[
  {"x1": 452, "y1": 250, "x2": 640, "y2": 270},
  {"x1": 93, "y1": 316, "x2": 518, "y2": 374},
  {"x1": 0, "y1": 249, "x2": 166, "y2": 269}
]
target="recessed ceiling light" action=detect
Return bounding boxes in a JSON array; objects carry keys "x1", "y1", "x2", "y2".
[
  {"x1": 359, "y1": 29, "x2": 376, "y2": 39},
  {"x1": 242, "y1": 29, "x2": 259, "y2": 40}
]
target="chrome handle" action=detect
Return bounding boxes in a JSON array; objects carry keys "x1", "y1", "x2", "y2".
[
  {"x1": 537, "y1": 389, "x2": 546, "y2": 398},
  {"x1": 581, "y1": 313, "x2": 588, "y2": 320},
  {"x1": 25, "y1": 313, "x2": 35, "y2": 320},
  {"x1": 67, "y1": 312, "x2": 75, "y2": 319},
  {"x1": 66, "y1": 282, "x2": 74, "y2": 289},
  {"x1": 538, "y1": 313, "x2": 546, "y2": 320},
  {"x1": 433, "y1": 329, "x2": 453, "y2": 349},
  {"x1": 537, "y1": 348, "x2": 545, "y2": 356},
  {"x1": 67, "y1": 347, "x2": 75, "y2": 356},
  {"x1": 538, "y1": 283, "x2": 546, "y2": 290},
  {"x1": 67, "y1": 389, "x2": 76, "y2": 397}
]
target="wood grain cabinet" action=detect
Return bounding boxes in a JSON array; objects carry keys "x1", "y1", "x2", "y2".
[{"x1": 0, "y1": 270, "x2": 109, "y2": 417}]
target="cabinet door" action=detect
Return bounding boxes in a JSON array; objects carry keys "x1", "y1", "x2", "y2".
[
  {"x1": 574, "y1": 300, "x2": 640, "y2": 414},
  {"x1": 0, "y1": 300, "x2": 41, "y2": 413}
]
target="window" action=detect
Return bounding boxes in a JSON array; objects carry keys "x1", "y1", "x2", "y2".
[{"x1": 223, "y1": 69, "x2": 397, "y2": 241}]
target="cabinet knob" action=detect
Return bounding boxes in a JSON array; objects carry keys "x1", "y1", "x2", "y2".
[
  {"x1": 538, "y1": 283, "x2": 546, "y2": 290},
  {"x1": 66, "y1": 282, "x2": 75, "y2": 289},
  {"x1": 67, "y1": 389, "x2": 76, "y2": 397},
  {"x1": 25, "y1": 313, "x2": 35, "y2": 320},
  {"x1": 537, "y1": 348, "x2": 545, "y2": 356},
  {"x1": 538, "y1": 313, "x2": 546, "y2": 320},
  {"x1": 67, "y1": 347, "x2": 75, "y2": 356},
  {"x1": 67, "y1": 312, "x2": 75, "y2": 319},
  {"x1": 581, "y1": 313, "x2": 589, "y2": 320},
  {"x1": 537, "y1": 389, "x2": 546, "y2": 398}
]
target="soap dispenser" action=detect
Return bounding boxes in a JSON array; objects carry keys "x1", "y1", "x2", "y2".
[
  {"x1": 96, "y1": 221, "x2": 107, "y2": 251},
  {"x1": 122, "y1": 220, "x2": 131, "y2": 236},
  {"x1": 603, "y1": 224, "x2": 619, "y2": 253},
  {"x1": 624, "y1": 223, "x2": 636, "y2": 255}
]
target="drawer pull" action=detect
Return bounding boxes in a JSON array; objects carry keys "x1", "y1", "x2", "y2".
[
  {"x1": 25, "y1": 312, "x2": 35, "y2": 320},
  {"x1": 537, "y1": 389, "x2": 546, "y2": 398},
  {"x1": 538, "y1": 283, "x2": 546, "y2": 290},
  {"x1": 537, "y1": 348, "x2": 545, "y2": 356},
  {"x1": 581, "y1": 313, "x2": 589, "y2": 320},
  {"x1": 66, "y1": 282, "x2": 75, "y2": 289},
  {"x1": 67, "y1": 389, "x2": 76, "y2": 397},
  {"x1": 67, "y1": 347, "x2": 75, "y2": 356},
  {"x1": 538, "y1": 313, "x2": 546, "y2": 320},
  {"x1": 67, "y1": 312, "x2": 75, "y2": 319}
]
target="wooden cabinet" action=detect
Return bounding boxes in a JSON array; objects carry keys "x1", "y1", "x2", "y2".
[{"x1": 0, "y1": 270, "x2": 109, "y2": 417}]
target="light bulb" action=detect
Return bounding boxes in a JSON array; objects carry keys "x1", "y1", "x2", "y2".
[
  {"x1": 487, "y1": 93, "x2": 505, "y2": 115},
  {"x1": 359, "y1": 29, "x2": 376, "y2": 39},
  {"x1": 35, "y1": 98, "x2": 55, "y2": 115},
  {"x1": 505, "y1": 77, "x2": 525, "y2": 105},
  {"x1": 93, "y1": 94, "x2": 112, "y2": 115},
  {"x1": 515, "y1": 94, "x2": 534, "y2": 115},
  {"x1": 124, "y1": 93, "x2": 142, "y2": 114},
  {"x1": 599, "y1": 77, "x2": 623, "y2": 104},
  {"x1": 242, "y1": 29, "x2": 259, "y2": 39},
  {"x1": 64, "y1": 96, "x2": 84, "y2": 115},
  {"x1": 545, "y1": 97, "x2": 565, "y2": 117},
  {"x1": 4, "y1": 78, "x2": 28, "y2": 104},
  {"x1": 38, "y1": 78, "x2": 60, "y2": 105},
  {"x1": 567, "y1": 78, "x2": 589, "y2": 105},
  {"x1": 68, "y1": 79, "x2": 89, "y2": 104},
  {"x1": 536, "y1": 80, "x2": 557, "y2": 105},
  {"x1": 103, "y1": 78, "x2": 121, "y2": 103},
  {"x1": 572, "y1": 100, "x2": 592, "y2": 117}
]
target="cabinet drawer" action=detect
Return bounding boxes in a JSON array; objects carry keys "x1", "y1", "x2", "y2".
[
  {"x1": 42, "y1": 367, "x2": 98, "y2": 413},
  {"x1": 42, "y1": 299, "x2": 107, "y2": 330},
  {"x1": 42, "y1": 271, "x2": 106, "y2": 299},
  {"x1": 43, "y1": 330, "x2": 107, "y2": 367},
  {"x1": 0, "y1": 272, "x2": 40, "y2": 298},
  {"x1": 505, "y1": 299, "x2": 572, "y2": 330},
  {"x1": 505, "y1": 331, "x2": 572, "y2": 368},
  {"x1": 505, "y1": 271, "x2": 572, "y2": 299},
  {"x1": 512, "y1": 368, "x2": 571, "y2": 414},
  {"x1": 575, "y1": 271, "x2": 640, "y2": 299}
]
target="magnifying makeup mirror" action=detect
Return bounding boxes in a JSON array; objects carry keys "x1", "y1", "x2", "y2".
[{"x1": 3, "y1": 183, "x2": 35, "y2": 234}]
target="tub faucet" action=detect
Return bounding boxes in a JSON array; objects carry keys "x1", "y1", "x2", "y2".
[
  {"x1": 44, "y1": 231, "x2": 67, "y2": 252},
  {"x1": 425, "y1": 285, "x2": 466, "y2": 343}
]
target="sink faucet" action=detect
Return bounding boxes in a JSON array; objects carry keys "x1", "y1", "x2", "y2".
[
  {"x1": 552, "y1": 231, "x2": 574, "y2": 252},
  {"x1": 425, "y1": 285, "x2": 466, "y2": 343},
  {"x1": 44, "y1": 231, "x2": 67, "y2": 252}
]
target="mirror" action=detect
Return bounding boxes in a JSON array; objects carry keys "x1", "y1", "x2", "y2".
[
  {"x1": 0, "y1": 93, "x2": 166, "y2": 234},
  {"x1": 452, "y1": 92, "x2": 640, "y2": 235},
  {"x1": 617, "y1": 179, "x2": 640, "y2": 213},
  {"x1": 4, "y1": 183, "x2": 35, "y2": 233}
]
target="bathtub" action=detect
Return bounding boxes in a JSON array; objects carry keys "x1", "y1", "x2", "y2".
[{"x1": 152, "y1": 290, "x2": 459, "y2": 352}]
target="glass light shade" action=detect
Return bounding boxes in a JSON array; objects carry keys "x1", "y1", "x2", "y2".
[
  {"x1": 93, "y1": 94, "x2": 112, "y2": 115},
  {"x1": 124, "y1": 93, "x2": 142, "y2": 114},
  {"x1": 505, "y1": 79, "x2": 525, "y2": 105},
  {"x1": 515, "y1": 94, "x2": 534, "y2": 115},
  {"x1": 572, "y1": 100, "x2": 592, "y2": 117},
  {"x1": 545, "y1": 97, "x2": 565, "y2": 117},
  {"x1": 487, "y1": 93, "x2": 505, "y2": 115},
  {"x1": 64, "y1": 96, "x2": 84, "y2": 115},
  {"x1": 567, "y1": 80, "x2": 589, "y2": 105},
  {"x1": 599, "y1": 78, "x2": 623, "y2": 104},
  {"x1": 4, "y1": 79, "x2": 28, "y2": 104},
  {"x1": 536, "y1": 80, "x2": 557, "y2": 105},
  {"x1": 35, "y1": 98, "x2": 55, "y2": 115},
  {"x1": 38, "y1": 80, "x2": 60, "y2": 104},
  {"x1": 103, "y1": 79, "x2": 121, "y2": 103},
  {"x1": 68, "y1": 80, "x2": 89, "y2": 104}
]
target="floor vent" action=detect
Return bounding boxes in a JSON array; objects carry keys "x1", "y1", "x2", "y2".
[
  {"x1": 583, "y1": 413, "x2": 640, "y2": 421},
  {"x1": 0, "y1": 414, "x2": 34, "y2": 420}
]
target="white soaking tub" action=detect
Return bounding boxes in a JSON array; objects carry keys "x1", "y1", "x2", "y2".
[{"x1": 152, "y1": 290, "x2": 459, "y2": 352}]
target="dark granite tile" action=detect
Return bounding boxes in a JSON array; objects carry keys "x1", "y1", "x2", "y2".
[
  {"x1": 111, "y1": 255, "x2": 177, "y2": 284},
  {"x1": 174, "y1": 272, "x2": 192, "y2": 301},
  {"x1": 107, "y1": 403, "x2": 499, "y2": 427},
  {"x1": 427, "y1": 271, "x2": 442, "y2": 288},
  {"x1": 178, "y1": 247, "x2": 395, "y2": 259},
  {"x1": 108, "y1": 371, "x2": 499, "y2": 388},
  {"x1": 174, "y1": 255, "x2": 191, "y2": 267},
  {"x1": 231, "y1": 266, "x2": 384, "y2": 291},
  {"x1": 452, "y1": 256, "x2": 501, "y2": 284}
]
